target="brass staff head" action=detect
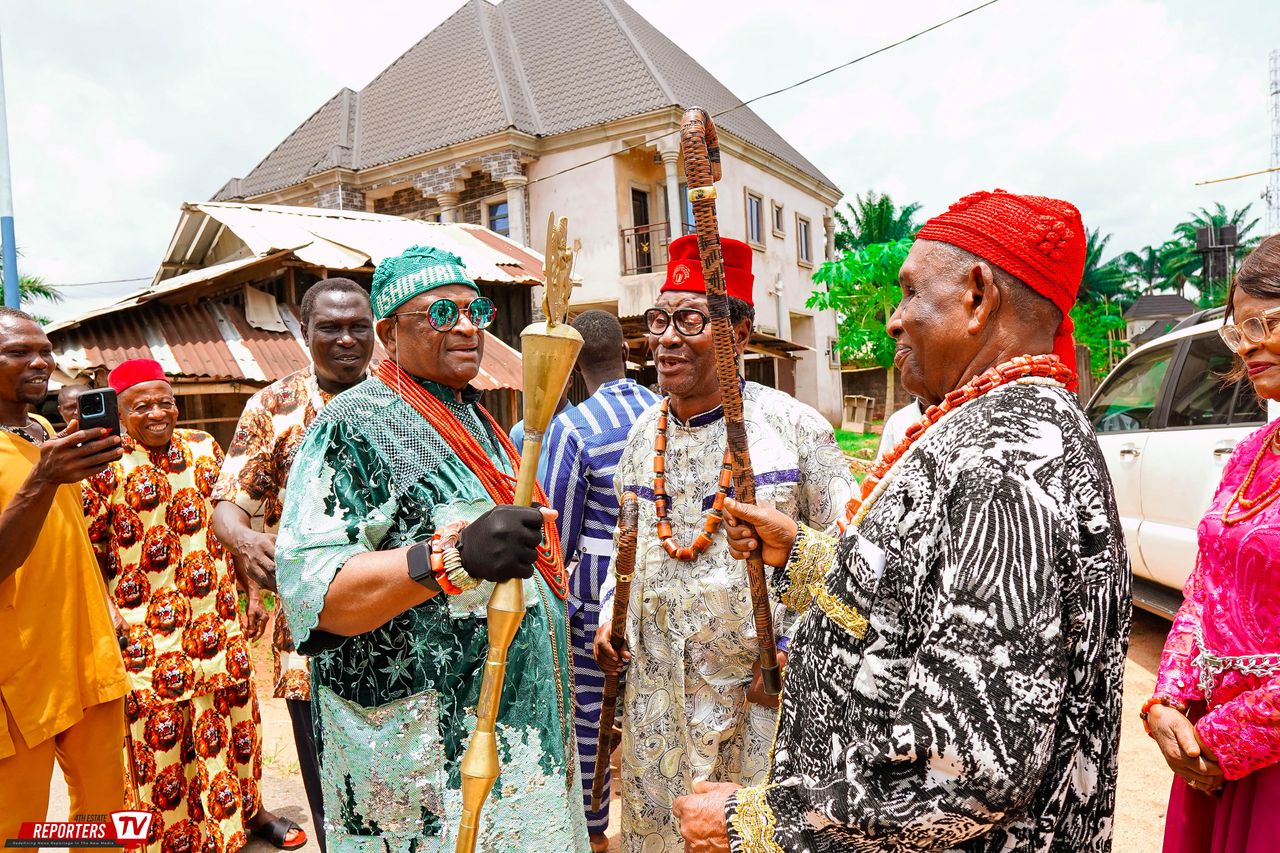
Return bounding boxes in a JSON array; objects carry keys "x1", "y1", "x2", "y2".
[{"x1": 542, "y1": 212, "x2": 574, "y2": 328}]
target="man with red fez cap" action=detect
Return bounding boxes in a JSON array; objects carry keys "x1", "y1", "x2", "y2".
[
  {"x1": 84, "y1": 359, "x2": 306, "y2": 853},
  {"x1": 674, "y1": 191, "x2": 1129, "y2": 852},
  {"x1": 594, "y1": 234, "x2": 854, "y2": 853}
]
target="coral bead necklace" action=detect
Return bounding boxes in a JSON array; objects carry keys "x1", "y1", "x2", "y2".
[
  {"x1": 653, "y1": 397, "x2": 734, "y2": 561},
  {"x1": 839, "y1": 353, "x2": 1075, "y2": 531},
  {"x1": 1220, "y1": 423, "x2": 1280, "y2": 526}
]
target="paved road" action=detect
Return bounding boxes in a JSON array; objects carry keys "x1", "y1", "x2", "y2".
[{"x1": 46, "y1": 609, "x2": 1176, "y2": 852}]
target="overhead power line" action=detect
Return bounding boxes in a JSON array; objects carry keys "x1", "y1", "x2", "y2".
[
  {"x1": 469, "y1": 0, "x2": 1007, "y2": 208},
  {"x1": 49, "y1": 1, "x2": 1007, "y2": 288},
  {"x1": 52, "y1": 275, "x2": 151, "y2": 288},
  {"x1": 1195, "y1": 164, "x2": 1280, "y2": 186}
]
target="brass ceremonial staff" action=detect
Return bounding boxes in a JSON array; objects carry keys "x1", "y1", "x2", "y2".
[
  {"x1": 681, "y1": 108, "x2": 782, "y2": 696},
  {"x1": 455, "y1": 213, "x2": 583, "y2": 853},
  {"x1": 589, "y1": 491, "x2": 639, "y2": 812}
]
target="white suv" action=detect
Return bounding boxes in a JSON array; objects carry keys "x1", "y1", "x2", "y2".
[{"x1": 1087, "y1": 309, "x2": 1280, "y2": 617}]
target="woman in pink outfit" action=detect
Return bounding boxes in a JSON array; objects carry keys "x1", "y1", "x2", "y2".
[{"x1": 1149, "y1": 234, "x2": 1280, "y2": 852}]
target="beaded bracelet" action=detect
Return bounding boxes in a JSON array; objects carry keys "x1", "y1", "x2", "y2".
[
  {"x1": 1140, "y1": 696, "x2": 1189, "y2": 738},
  {"x1": 431, "y1": 520, "x2": 476, "y2": 595}
]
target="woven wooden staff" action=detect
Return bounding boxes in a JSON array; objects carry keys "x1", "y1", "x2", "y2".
[
  {"x1": 589, "y1": 492, "x2": 639, "y2": 812},
  {"x1": 680, "y1": 107, "x2": 781, "y2": 696}
]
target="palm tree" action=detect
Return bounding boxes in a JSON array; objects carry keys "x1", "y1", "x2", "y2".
[
  {"x1": 1161, "y1": 203, "x2": 1261, "y2": 304},
  {"x1": 833, "y1": 191, "x2": 922, "y2": 253},
  {"x1": 1120, "y1": 245, "x2": 1164, "y2": 293},
  {"x1": 1077, "y1": 228, "x2": 1133, "y2": 306}
]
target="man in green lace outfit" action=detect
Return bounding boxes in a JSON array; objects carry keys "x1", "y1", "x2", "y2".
[{"x1": 275, "y1": 246, "x2": 589, "y2": 853}]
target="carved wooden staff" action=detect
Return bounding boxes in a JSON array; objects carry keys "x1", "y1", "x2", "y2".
[
  {"x1": 455, "y1": 214, "x2": 583, "y2": 853},
  {"x1": 680, "y1": 107, "x2": 781, "y2": 696},
  {"x1": 589, "y1": 492, "x2": 639, "y2": 812}
]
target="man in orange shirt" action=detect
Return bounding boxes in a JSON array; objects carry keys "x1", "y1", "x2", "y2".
[{"x1": 0, "y1": 306, "x2": 129, "y2": 842}]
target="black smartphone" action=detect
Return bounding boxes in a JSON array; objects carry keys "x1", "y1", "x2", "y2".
[{"x1": 77, "y1": 388, "x2": 120, "y2": 437}]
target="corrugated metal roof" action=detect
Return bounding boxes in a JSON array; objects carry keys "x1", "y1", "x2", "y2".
[
  {"x1": 216, "y1": 0, "x2": 836, "y2": 200},
  {"x1": 50, "y1": 299, "x2": 523, "y2": 392},
  {"x1": 154, "y1": 202, "x2": 551, "y2": 288}
]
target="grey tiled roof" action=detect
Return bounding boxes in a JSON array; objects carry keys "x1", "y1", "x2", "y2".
[
  {"x1": 216, "y1": 0, "x2": 836, "y2": 200},
  {"x1": 1123, "y1": 293, "x2": 1197, "y2": 320}
]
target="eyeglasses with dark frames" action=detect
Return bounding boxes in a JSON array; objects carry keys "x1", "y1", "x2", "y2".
[
  {"x1": 645, "y1": 307, "x2": 711, "y2": 337},
  {"x1": 393, "y1": 296, "x2": 497, "y2": 332}
]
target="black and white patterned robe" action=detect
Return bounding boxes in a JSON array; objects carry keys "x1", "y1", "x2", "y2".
[{"x1": 725, "y1": 381, "x2": 1131, "y2": 852}]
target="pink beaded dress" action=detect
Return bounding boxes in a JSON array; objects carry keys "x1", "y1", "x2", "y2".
[{"x1": 1157, "y1": 418, "x2": 1280, "y2": 852}]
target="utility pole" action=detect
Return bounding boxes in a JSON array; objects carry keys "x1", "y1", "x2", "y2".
[
  {"x1": 1268, "y1": 49, "x2": 1280, "y2": 236},
  {"x1": 0, "y1": 26, "x2": 17, "y2": 309}
]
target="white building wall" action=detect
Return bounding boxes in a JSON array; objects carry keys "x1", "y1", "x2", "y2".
[{"x1": 526, "y1": 138, "x2": 843, "y2": 425}]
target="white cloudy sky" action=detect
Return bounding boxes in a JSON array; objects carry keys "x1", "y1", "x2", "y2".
[{"x1": 1, "y1": 0, "x2": 1274, "y2": 322}]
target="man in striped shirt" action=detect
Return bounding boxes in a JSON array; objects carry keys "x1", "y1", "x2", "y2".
[{"x1": 542, "y1": 310, "x2": 659, "y2": 851}]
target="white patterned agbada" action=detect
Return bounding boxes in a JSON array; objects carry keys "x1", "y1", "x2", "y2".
[{"x1": 600, "y1": 382, "x2": 853, "y2": 853}]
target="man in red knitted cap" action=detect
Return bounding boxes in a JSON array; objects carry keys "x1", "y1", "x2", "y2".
[
  {"x1": 594, "y1": 234, "x2": 854, "y2": 853},
  {"x1": 84, "y1": 359, "x2": 306, "y2": 853},
  {"x1": 675, "y1": 191, "x2": 1130, "y2": 852}
]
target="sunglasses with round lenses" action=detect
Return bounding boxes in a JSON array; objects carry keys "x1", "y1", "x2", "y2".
[
  {"x1": 645, "y1": 307, "x2": 710, "y2": 337},
  {"x1": 396, "y1": 296, "x2": 497, "y2": 332},
  {"x1": 1218, "y1": 306, "x2": 1280, "y2": 350}
]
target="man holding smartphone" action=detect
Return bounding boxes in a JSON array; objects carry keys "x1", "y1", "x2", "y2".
[{"x1": 0, "y1": 306, "x2": 129, "y2": 841}]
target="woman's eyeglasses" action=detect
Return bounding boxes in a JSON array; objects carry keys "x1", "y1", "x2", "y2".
[
  {"x1": 645, "y1": 307, "x2": 710, "y2": 337},
  {"x1": 1218, "y1": 305, "x2": 1280, "y2": 350},
  {"x1": 394, "y1": 296, "x2": 497, "y2": 332}
]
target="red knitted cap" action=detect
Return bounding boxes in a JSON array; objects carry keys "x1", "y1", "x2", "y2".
[
  {"x1": 917, "y1": 189, "x2": 1084, "y2": 387},
  {"x1": 108, "y1": 358, "x2": 168, "y2": 394},
  {"x1": 662, "y1": 234, "x2": 755, "y2": 306}
]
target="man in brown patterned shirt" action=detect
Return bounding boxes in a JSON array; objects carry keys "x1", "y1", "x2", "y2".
[{"x1": 212, "y1": 278, "x2": 374, "y2": 851}]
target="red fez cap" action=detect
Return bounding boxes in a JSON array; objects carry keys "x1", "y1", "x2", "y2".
[
  {"x1": 917, "y1": 189, "x2": 1085, "y2": 389},
  {"x1": 661, "y1": 235, "x2": 755, "y2": 306},
  {"x1": 108, "y1": 358, "x2": 168, "y2": 394}
]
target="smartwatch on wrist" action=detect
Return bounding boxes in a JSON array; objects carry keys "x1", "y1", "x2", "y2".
[{"x1": 407, "y1": 541, "x2": 442, "y2": 594}]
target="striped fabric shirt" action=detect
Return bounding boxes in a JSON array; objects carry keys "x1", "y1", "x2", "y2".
[{"x1": 542, "y1": 378, "x2": 661, "y2": 606}]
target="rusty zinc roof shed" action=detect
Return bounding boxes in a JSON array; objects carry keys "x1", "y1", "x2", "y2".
[{"x1": 46, "y1": 202, "x2": 543, "y2": 391}]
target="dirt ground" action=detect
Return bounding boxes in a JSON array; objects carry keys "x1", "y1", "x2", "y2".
[{"x1": 47, "y1": 608, "x2": 1177, "y2": 852}]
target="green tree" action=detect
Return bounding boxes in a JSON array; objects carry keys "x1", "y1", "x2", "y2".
[
  {"x1": 1077, "y1": 228, "x2": 1134, "y2": 306},
  {"x1": 1070, "y1": 301, "x2": 1129, "y2": 380},
  {"x1": 1159, "y1": 203, "x2": 1261, "y2": 306},
  {"x1": 0, "y1": 253, "x2": 63, "y2": 308},
  {"x1": 808, "y1": 238, "x2": 911, "y2": 369},
  {"x1": 833, "y1": 191, "x2": 921, "y2": 253}
]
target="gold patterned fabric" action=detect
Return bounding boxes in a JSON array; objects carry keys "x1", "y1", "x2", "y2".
[
  {"x1": 212, "y1": 367, "x2": 331, "y2": 700},
  {"x1": 728, "y1": 785, "x2": 784, "y2": 853},
  {"x1": 85, "y1": 431, "x2": 248, "y2": 712},
  {"x1": 779, "y1": 524, "x2": 838, "y2": 613}
]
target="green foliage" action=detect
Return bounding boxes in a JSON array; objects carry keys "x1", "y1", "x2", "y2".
[
  {"x1": 0, "y1": 251, "x2": 63, "y2": 319},
  {"x1": 1070, "y1": 301, "x2": 1129, "y2": 379},
  {"x1": 833, "y1": 191, "x2": 921, "y2": 253},
  {"x1": 1078, "y1": 228, "x2": 1132, "y2": 306},
  {"x1": 808, "y1": 238, "x2": 913, "y2": 368},
  {"x1": 833, "y1": 427, "x2": 882, "y2": 463}
]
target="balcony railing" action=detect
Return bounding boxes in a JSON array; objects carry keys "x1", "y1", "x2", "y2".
[{"x1": 620, "y1": 221, "x2": 696, "y2": 275}]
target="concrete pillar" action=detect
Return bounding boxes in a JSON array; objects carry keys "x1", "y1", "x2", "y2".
[
  {"x1": 661, "y1": 150, "x2": 683, "y2": 240},
  {"x1": 437, "y1": 192, "x2": 460, "y2": 223},
  {"x1": 502, "y1": 176, "x2": 528, "y2": 245},
  {"x1": 823, "y1": 210, "x2": 836, "y2": 261}
]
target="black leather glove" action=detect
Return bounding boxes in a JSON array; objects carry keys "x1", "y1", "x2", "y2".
[{"x1": 459, "y1": 505, "x2": 544, "y2": 582}]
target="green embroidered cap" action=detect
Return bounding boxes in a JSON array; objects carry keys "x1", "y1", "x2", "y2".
[{"x1": 371, "y1": 245, "x2": 478, "y2": 320}]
